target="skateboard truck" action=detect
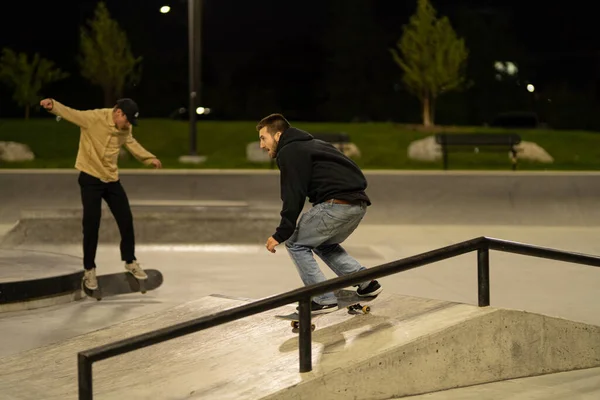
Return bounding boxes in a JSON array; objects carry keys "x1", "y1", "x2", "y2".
[
  {"x1": 290, "y1": 321, "x2": 315, "y2": 331},
  {"x1": 347, "y1": 303, "x2": 371, "y2": 314}
]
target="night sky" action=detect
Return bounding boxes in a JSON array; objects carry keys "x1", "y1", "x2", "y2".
[{"x1": 1, "y1": 0, "x2": 597, "y2": 126}]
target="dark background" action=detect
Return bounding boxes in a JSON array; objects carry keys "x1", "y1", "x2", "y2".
[{"x1": 1, "y1": 0, "x2": 598, "y2": 129}]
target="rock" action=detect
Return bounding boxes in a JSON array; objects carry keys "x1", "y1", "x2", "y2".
[
  {"x1": 407, "y1": 136, "x2": 441, "y2": 162},
  {"x1": 514, "y1": 141, "x2": 554, "y2": 163},
  {"x1": 0, "y1": 141, "x2": 35, "y2": 162},
  {"x1": 407, "y1": 136, "x2": 554, "y2": 164},
  {"x1": 246, "y1": 141, "x2": 271, "y2": 163}
]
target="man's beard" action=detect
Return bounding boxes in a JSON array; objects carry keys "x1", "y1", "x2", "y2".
[{"x1": 269, "y1": 140, "x2": 279, "y2": 159}]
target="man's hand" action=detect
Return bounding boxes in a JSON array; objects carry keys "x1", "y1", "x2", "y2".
[
  {"x1": 266, "y1": 236, "x2": 279, "y2": 253},
  {"x1": 149, "y1": 158, "x2": 162, "y2": 169},
  {"x1": 40, "y1": 98, "x2": 53, "y2": 111}
]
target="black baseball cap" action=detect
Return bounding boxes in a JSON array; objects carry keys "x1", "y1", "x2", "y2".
[{"x1": 116, "y1": 98, "x2": 140, "y2": 126}]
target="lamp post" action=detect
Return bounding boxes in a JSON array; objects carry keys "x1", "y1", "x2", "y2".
[{"x1": 178, "y1": 0, "x2": 206, "y2": 164}]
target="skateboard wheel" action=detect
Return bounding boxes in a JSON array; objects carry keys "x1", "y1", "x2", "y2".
[
  {"x1": 141, "y1": 291, "x2": 147, "y2": 294},
  {"x1": 311, "y1": 324, "x2": 315, "y2": 331},
  {"x1": 362, "y1": 306, "x2": 370, "y2": 314},
  {"x1": 291, "y1": 321, "x2": 299, "y2": 329}
]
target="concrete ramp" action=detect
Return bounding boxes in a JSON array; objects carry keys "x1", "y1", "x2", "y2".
[{"x1": 0, "y1": 293, "x2": 598, "y2": 400}]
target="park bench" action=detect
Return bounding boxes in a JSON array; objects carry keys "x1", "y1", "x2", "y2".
[
  {"x1": 270, "y1": 132, "x2": 351, "y2": 169},
  {"x1": 435, "y1": 133, "x2": 522, "y2": 170}
]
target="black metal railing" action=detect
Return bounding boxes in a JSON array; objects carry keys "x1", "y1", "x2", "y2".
[{"x1": 77, "y1": 236, "x2": 600, "y2": 399}]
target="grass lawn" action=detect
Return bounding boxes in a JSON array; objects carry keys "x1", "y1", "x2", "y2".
[{"x1": 1, "y1": 118, "x2": 599, "y2": 170}]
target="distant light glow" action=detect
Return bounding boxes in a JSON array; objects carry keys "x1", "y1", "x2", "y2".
[
  {"x1": 494, "y1": 61, "x2": 518, "y2": 76},
  {"x1": 505, "y1": 62, "x2": 517, "y2": 75},
  {"x1": 196, "y1": 107, "x2": 211, "y2": 115},
  {"x1": 160, "y1": 5, "x2": 171, "y2": 13},
  {"x1": 527, "y1": 84, "x2": 535, "y2": 92}
]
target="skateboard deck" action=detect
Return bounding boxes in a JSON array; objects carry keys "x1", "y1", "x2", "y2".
[
  {"x1": 275, "y1": 289, "x2": 378, "y2": 331},
  {"x1": 82, "y1": 269, "x2": 163, "y2": 301}
]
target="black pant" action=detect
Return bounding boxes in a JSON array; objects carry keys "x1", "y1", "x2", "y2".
[{"x1": 78, "y1": 172, "x2": 136, "y2": 270}]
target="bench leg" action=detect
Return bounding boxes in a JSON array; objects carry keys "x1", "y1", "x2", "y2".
[
  {"x1": 510, "y1": 149, "x2": 517, "y2": 171},
  {"x1": 442, "y1": 146, "x2": 448, "y2": 170}
]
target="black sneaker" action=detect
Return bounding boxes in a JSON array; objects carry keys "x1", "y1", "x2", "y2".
[
  {"x1": 356, "y1": 280, "x2": 382, "y2": 297},
  {"x1": 296, "y1": 301, "x2": 338, "y2": 315}
]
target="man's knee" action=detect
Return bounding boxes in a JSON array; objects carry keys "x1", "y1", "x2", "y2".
[
  {"x1": 120, "y1": 212, "x2": 134, "y2": 226},
  {"x1": 285, "y1": 239, "x2": 308, "y2": 252},
  {"x1": 82, "y1": 212, "x2": 101, "y2": 227}
]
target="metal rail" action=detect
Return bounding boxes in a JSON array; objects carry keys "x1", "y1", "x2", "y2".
[{"x1": 78, "y1": 236, "x2": 600, "y2": 399}]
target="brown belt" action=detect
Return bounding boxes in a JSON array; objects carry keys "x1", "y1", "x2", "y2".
[{"x1": 325, "y1": 198, "x2": 353, "y2": 205}]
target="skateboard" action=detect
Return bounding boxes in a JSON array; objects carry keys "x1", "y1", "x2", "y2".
[
  {"x1": 82, "y1": 269, "x2": 163, "y2": 301},
  {"x1": 275, "y1": 289, "x2": 378, "y2": 332}
]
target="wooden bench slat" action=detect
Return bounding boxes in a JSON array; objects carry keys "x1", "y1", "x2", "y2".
[{"x1": 435, "y1": 133, "x2": 521, "y2": 146}]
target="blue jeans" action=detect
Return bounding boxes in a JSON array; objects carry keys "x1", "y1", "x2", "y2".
[{"x1": 284, "y1": 201, "x2": 369, "y2": 305}]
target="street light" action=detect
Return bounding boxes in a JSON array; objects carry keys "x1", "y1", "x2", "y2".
[
  {"x1": 160, "y1": 5, "x2": 171, "y2": 14},
  {"x1": 527, "y1": 84, "x2": 535, "y2": 93},
  {"x1": 178, "y1": 0, "x2": 206, "y2": 164}
]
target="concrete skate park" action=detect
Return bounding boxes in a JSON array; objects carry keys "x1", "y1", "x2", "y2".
[{"x1": 1, "y1": 169, "x2": 599, "y2": 399}]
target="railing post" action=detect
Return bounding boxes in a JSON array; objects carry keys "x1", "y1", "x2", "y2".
[
  {"x1": 298, "y1": 298, "x2": 312, "y2": 373},
  {"x1": 78, "y1": 353, "x2": 93, "y2": 400},
  {"x1": 477, "y1": 246, "x2": 490, "y2": 307}
]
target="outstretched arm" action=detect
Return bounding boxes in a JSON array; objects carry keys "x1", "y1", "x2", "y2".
[
  {"x1": 39, "y1": 98, "x2": 98, "y2": 128},
  {"x1": 124, "y1": 133, "x2": 162, "y2": 168}
]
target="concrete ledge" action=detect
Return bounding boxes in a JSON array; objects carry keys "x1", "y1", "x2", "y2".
[
  {"x1": 0, "y1": 290, "x2": 83, "y2": 313},
  {"x1": 1, "y1": 206, "x2": 281, "y2": 246},
  {"x1": 0, "y1": 249, "x2": 83, "y2": 312}
]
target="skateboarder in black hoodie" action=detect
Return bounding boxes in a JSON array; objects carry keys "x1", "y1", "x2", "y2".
[{"x1": 257, "y1": 113, "x2": 382, "y2": 314}]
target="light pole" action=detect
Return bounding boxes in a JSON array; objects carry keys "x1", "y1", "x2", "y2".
[{"x1": 177, "y1": 0, "x2": 206, "y2": 164}]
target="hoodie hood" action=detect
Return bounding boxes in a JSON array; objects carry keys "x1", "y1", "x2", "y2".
[{"x1": 275, "y1": 127, "x2": 313, "y2": 157}]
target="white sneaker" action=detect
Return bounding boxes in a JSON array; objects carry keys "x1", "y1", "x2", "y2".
[
  {"x1": 125, "y1": 261, "x2": 148, "y2": 280},
  {"x1": 84, "y1": 269, "x2": 98, "y2": 290}
]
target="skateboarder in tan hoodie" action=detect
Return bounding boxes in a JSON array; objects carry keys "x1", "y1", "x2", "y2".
[
  {"x1": 257, "y1": 113, "x2": 382, "y2": 314},
  {"x1": 40, "y1": 98, "x2": 162, "y2": 290}
]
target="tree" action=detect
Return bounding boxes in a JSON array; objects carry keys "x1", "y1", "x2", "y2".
[
  {"x1": 0, "y1": 48, "x2": 68, "y2": 119},
  {"x1": 390, "y1": 0, "x2": 470, "y2": 127},
  {"x1": 79, "y1": 2, "x2": 142, "y2": 107}
]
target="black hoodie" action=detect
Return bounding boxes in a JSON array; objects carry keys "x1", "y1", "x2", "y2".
[{"x1": 272, "y1": 127, "x2": 371, "y2": 243}]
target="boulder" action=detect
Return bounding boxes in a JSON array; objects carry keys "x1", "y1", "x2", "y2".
[
  {"x1": 246, "y1": 141, "x2": 271, "y2": 163},
  {"x1": 515, "y1": 141, "x2": 554, "y2": 163},
  {"x1": 0, "y1": 141, "x2": 35, "y2": 162},
  {"x1": 407, "y1": 136, "x2": 442, "y2": 162}
]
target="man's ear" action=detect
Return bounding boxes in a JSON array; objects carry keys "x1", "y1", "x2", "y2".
[{"x1": 274, "y1": 132, "x2": 282, "y2": 141}]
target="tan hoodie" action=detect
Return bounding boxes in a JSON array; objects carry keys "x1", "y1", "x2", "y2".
[{"x1": 48, "y1": 99, "x2": 156, "y2": 182}]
